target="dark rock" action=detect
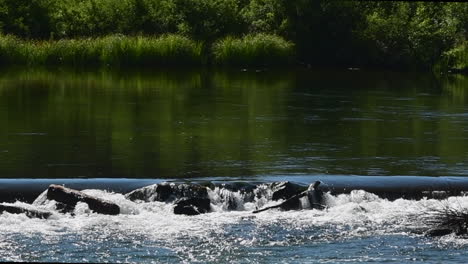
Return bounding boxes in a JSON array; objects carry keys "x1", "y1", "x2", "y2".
[
  {"x1": 125, "y1": 182, "x2": 208, "y2": 203},
  {"x1": 270, "y1": 181, "x2": 305, "y2": 201},
  {"x1": 174, "y1": 204, "x2": 200, "y2": 216},
  {"x1": 307, "y1": 181, "x2": 325, "y2": 209},
  {"x1": 0, "y1": 204, "x2": 52, "y2": 219},
  {"x1": 173, "y1": 197, "x2": 211, "y2": 215},
  {"x1": 426, "y1": 228, "x2": 454, "y2": 237},
  {"x1": 278, "y1": 195, "x2": 302, "y2": 211},
  {"x1": 253, "y1": 191, "x2": 307, "y2": 213},
  {"x1": 254, "y1": 181, "x2": 326, "y2": 213},
  {"x1": 47, "y1": 185, "x2": 120, "y2": 215},
  {"x1": 215, "y1": 183, "x2": 257, "y2": 210}
]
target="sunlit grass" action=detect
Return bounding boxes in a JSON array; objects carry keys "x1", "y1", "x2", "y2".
[
  {"x1": 212, "y1": 33, "x2": 294, "y2": 67},
  {"x1": 0, "y1": 34, "x2": 202, "y2": 67},
  {"x1": 0, "y1": 35, "x2": 33, "y2": 65},
  {"x1": 0, "y1": 33, "x2": 296, "y2": 68}
]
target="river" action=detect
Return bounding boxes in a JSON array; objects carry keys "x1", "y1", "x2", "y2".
[{"x1": 0, "y1": 68, "x2": 468, "y2": 263}]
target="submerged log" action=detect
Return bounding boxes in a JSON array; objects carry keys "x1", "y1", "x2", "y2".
[
  {"x1": 0, "y1": 204, "x2": 52, "y2": 219},
  {"x1": 47, "y1": 185, "x2": 120, "y2": 215}
]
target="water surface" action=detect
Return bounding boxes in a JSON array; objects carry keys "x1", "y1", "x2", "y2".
[
  {"x1": 2, "y1": 69, "x2": 468, "y2": 263},
  {"x1": 2, "y1": 188, "x2": 468, "y2": 263},
  {"x1": 1, "y1": 69, "x2": 467, "y2": 178}
]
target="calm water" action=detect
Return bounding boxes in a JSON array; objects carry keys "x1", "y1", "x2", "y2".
[
  {"x1": 1, "y1": 68, "x2": 468, "y2": 263},
  {"x1": 0, "y1": 69, "x2": 468, "y2": 178}
]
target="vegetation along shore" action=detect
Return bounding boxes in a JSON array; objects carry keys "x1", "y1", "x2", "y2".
[{"x1": 1, "y1": 0, "x2": 468, "y2": 71}]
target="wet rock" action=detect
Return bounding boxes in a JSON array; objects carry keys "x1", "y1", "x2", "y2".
[
  {"x1": 125, "y1": 182, "x2": 208, "y2": 202},
  {"x1": 173, "y1": 197, "x2": 211, "y2": 216},
  {"x1": 46, "y1": 185, "x2": 120, "y2": 215},
  {"x1": 215, "y1": 187, "x2": 238, "y2": 211},
  {"x1": 278, "y1": 195, "x2": 303, "y2": 211},
  {"x1": 253, "y1": 193, "x2": 304, "y2": 213},
  {"x1": 270, "y1": 181, "x2": 306, "y2": 201},
  {"x1": 426, "y1": 228, "x2": 454, "y2": 237},
  {"x1": 253, "y1": 181, "x2": 326, "y2": 213},
  {"x1": 0, "y1": 204, "x2": 51, "y2": 219},
  {"x1": 307, "y1": 181, "x2": 325, "y2": 209},
  {"x1": 215, "y1": 183, "x2": 257, "y2": 210}
]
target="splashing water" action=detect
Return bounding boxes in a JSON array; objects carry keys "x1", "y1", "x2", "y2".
[{"x1": 2, "y1": 187, "x2": 468, "y2": 263}]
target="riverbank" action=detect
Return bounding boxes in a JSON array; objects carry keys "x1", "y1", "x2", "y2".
[
  {"x1": 0, "y1": 33, "x2": 294, "y2": 68},
  {"x1": 1, "y1": 1, "x2": 468, "y2": 70},
  {"x1": 3, "y1": 32, "x2": 468, "y2": 73}
]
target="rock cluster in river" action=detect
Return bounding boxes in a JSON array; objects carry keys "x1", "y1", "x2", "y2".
[
  {"x1": 0, "y1": 181, "x2": 327, "y2": 218},
  {"x1": 2, "y1": 181, "x2": 467, "y2": 237}
]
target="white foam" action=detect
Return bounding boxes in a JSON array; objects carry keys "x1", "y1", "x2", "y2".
[{"x1": 2, "y1": 189, "x2": 468, "y2": 247}]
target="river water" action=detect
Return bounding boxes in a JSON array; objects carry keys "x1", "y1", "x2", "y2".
[{"x1": 1, "y1": 68, "x2": 468, "y2": 263}]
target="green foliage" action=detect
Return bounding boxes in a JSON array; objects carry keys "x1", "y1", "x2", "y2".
[
  {"x1": 40, "y1": 38, "x2": 102, "y2": 66},
  {"x1": 175, "y1": 0, "x2": 245, "y2": 41},
  {"x1": 213, "y1": 33, "x2": 294, "y2": 67},
  {"x1": 240, "y1": 0, "x2": 287, "y2": 34},
  {"x1": 99, "y1": 34, "x2": 202, "y2": 66},
  {"x1": 0, "y1": 34, "x2": 202, "y2": 67},
  {"x1": 276, "y1": 0, "x2": 369, "y2": 66},
  {"x1": 0, "y1": 0, "x2": 468, "y2": 70},
  {"x1": 0, "y1": 34, "x2": 31, "y2": 65},
  {"x1": 132, "y1": 0, "x2": 182, "y2": 35},
  {"x1": 49, "y1": 0, "x2": 136, "y2": 38},
  {"x1": 361, "y1": 2, "x2": 459, "y2": 69},
  {"x1": 0, "y1": 0, "x2": 55, "y2": 38},
  {"x1": 439, "y1": 42, "x2": 468, "y2": 72}
]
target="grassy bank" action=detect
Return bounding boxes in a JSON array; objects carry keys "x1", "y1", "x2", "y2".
[
  {"x1": 2, "y1": 1, "x2": 468, "y2": 70},
  {"x1": 0, "y1": 34, "x2": 202, "y2": 67},
  {"x1": 0, "y1": 33, "x2": 294, "y2": 68},
  {"x1": 213, "y1": 34, "x2": 294, "y2": 67}
]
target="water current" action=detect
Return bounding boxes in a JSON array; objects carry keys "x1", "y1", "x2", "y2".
[
  {"x1": 1, "y1": 68, "x2": 468, "y2": 263},
  {"x1": 2, "y1": 186, "x2": 468, "y2": 263}
]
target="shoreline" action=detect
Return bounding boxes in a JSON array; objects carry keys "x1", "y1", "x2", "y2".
[{"x1": 1, "y1": 34, "x2": 466, "y2": 74}]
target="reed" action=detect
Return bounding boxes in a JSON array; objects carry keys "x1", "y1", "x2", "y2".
[
  {"x1": 212, "y1": 33, "x2": 294, "y2": 67},
  {"x1": 0, "y1": 35, "x2": 33, "y2": 65},
  {"x1": 0, "y1": 34, "x2": 203, "y2": 67}
]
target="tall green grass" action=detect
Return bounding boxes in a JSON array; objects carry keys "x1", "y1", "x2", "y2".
[
  {"x1": 0, "y1": 35, "x2": 34, "y2": 65},
  {"x1": 0, "y1": 34, "x2": 202, "y2": 67},
  {"x1": 0, "y1": 33, "x2": 296, "y2": 68},
  {"x1": 212, "y1": 34, "x2": 294, "y2": 67}
]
